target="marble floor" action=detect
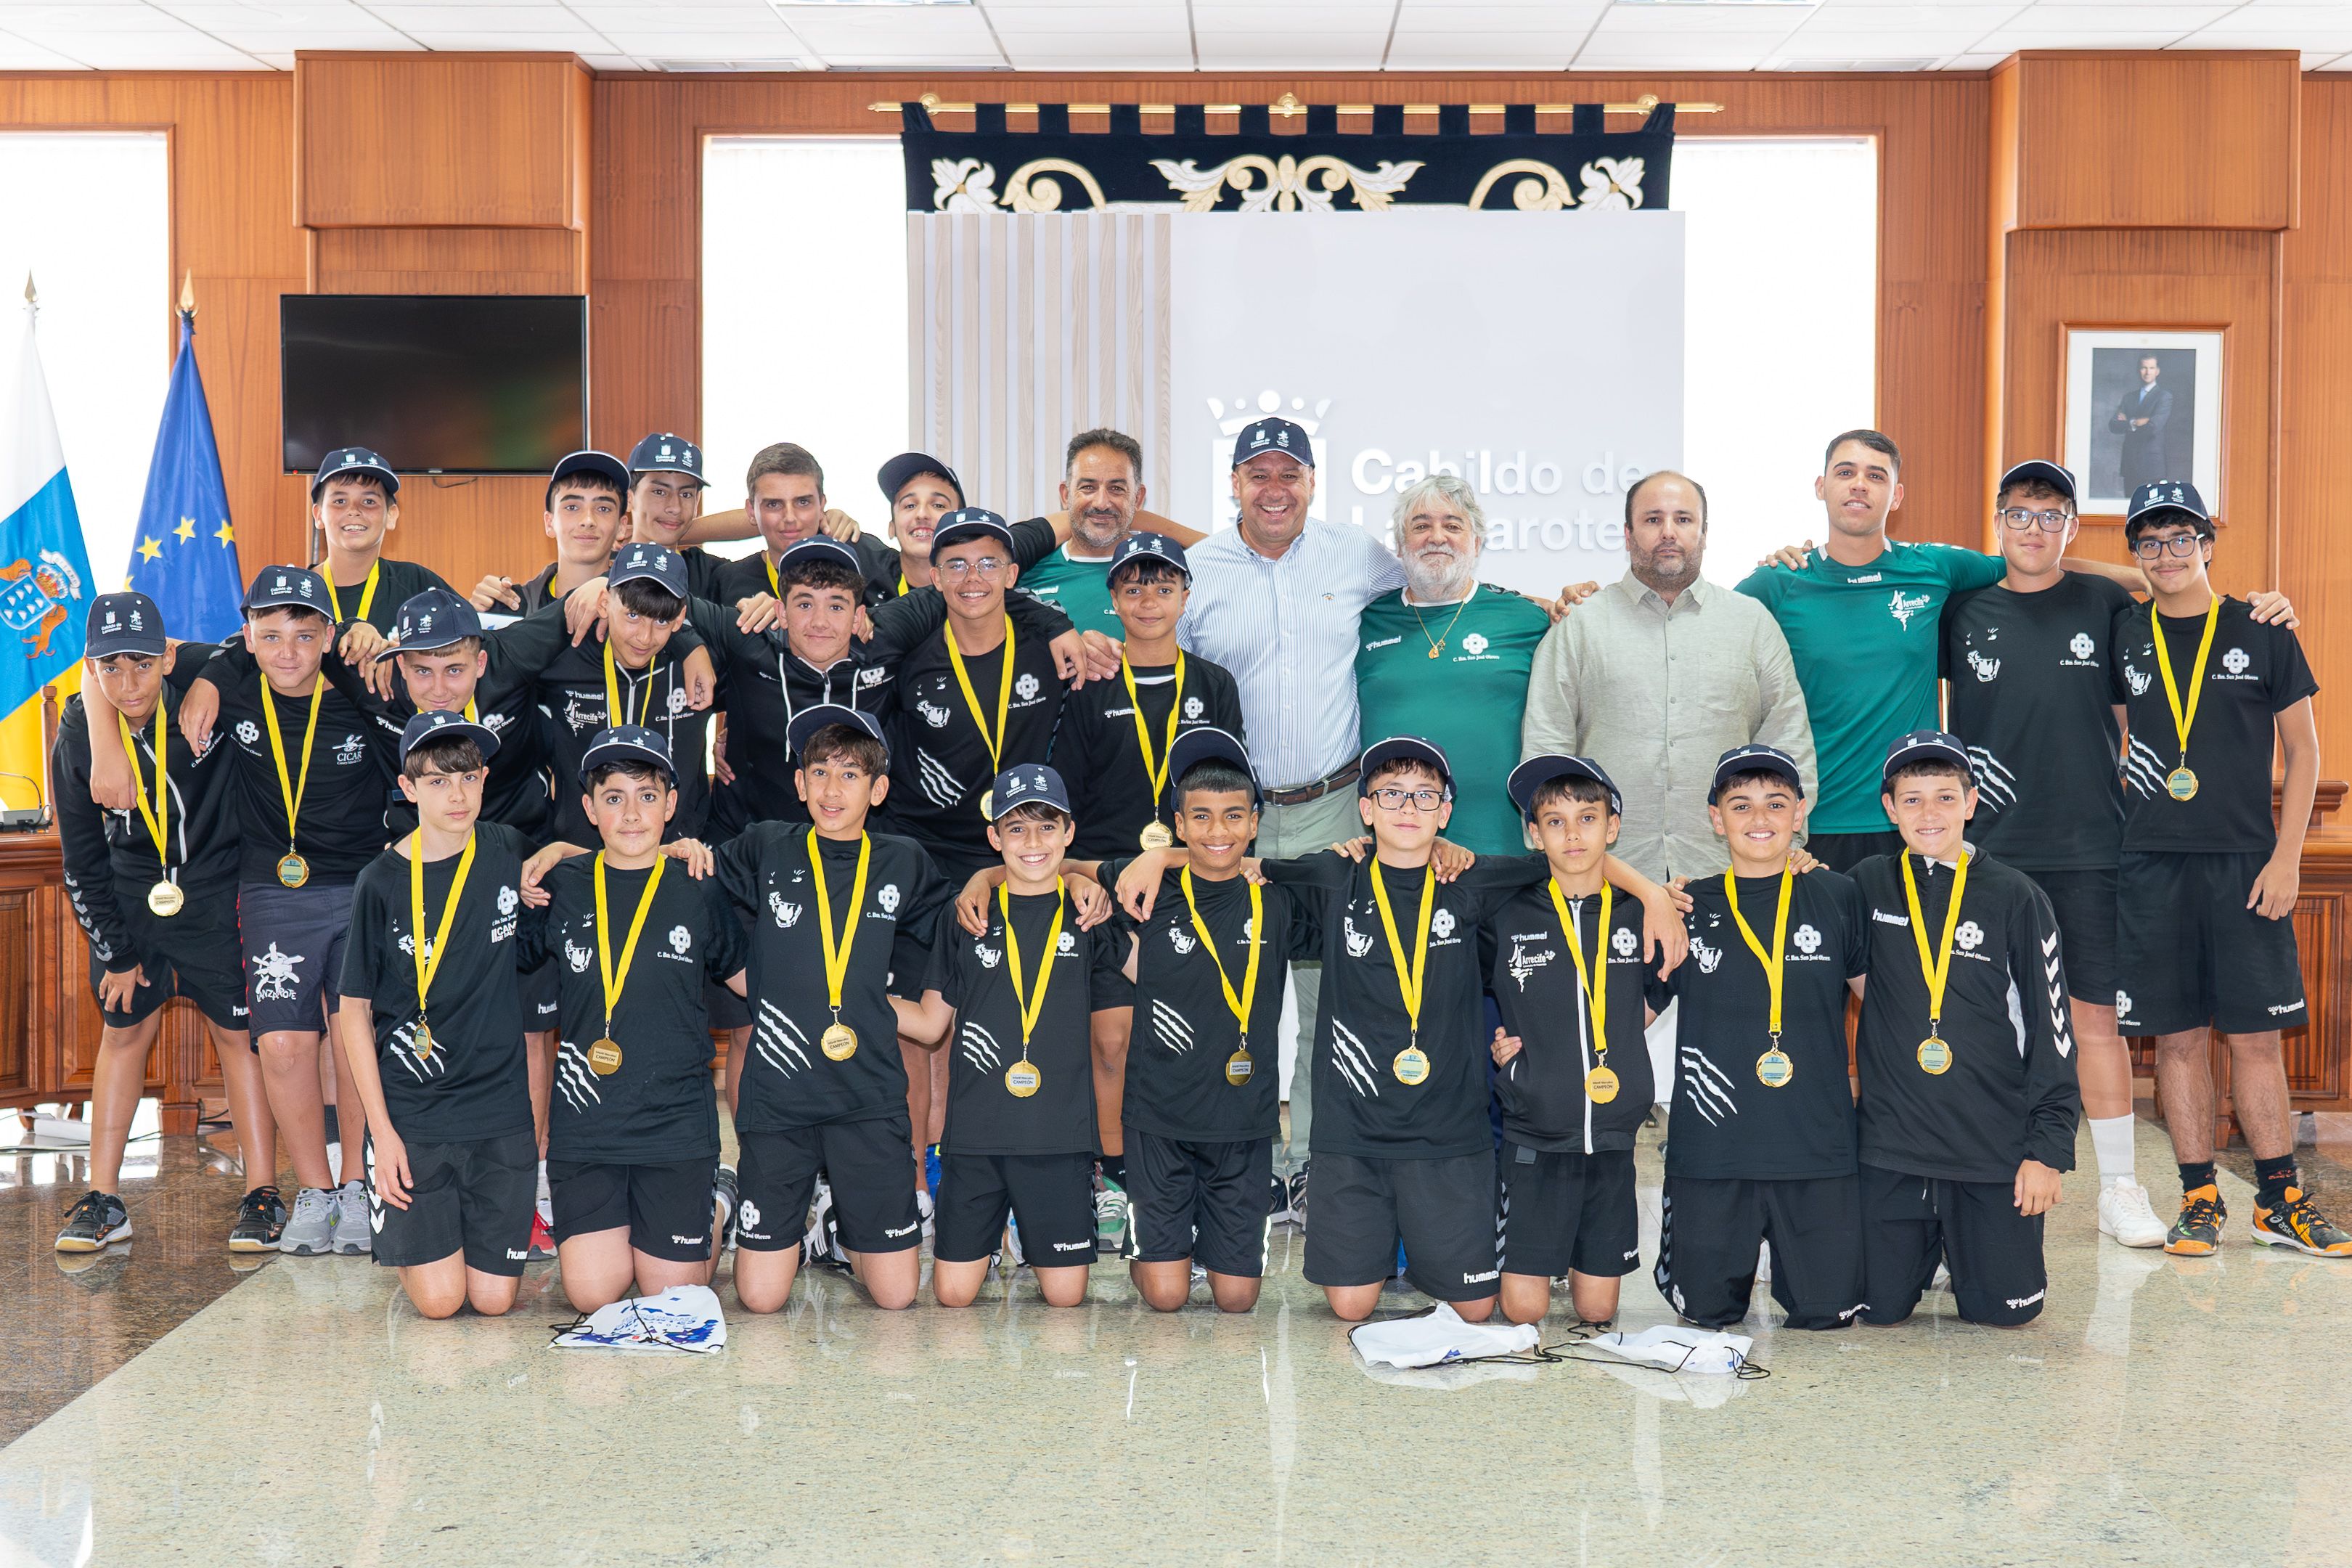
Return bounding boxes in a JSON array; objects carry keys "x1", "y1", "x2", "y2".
[{"x1": 3, "y1": 1111, "x2": 2350, "y2": 1568}]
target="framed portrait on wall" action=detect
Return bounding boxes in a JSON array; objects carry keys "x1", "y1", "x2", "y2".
[{"x1": 2062, "y1": 328, "x2": 2224, "y2": 519}]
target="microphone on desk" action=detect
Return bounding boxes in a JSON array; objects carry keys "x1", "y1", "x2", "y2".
[{"x1": 0, "y1": 772, "x2": 52, "y2": 830}]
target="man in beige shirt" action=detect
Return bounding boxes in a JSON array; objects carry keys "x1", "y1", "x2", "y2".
[{"x1": 1521, "y1": 470, "x2": 1816, "y2": 881}]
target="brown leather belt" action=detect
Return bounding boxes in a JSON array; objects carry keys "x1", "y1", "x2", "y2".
[{"x1": 1262, "y1": 760, "x2": 1360, "y2": 807}]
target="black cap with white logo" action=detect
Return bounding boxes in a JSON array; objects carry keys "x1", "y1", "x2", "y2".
[
  {"x1": 1169, "y1": 726, "x2": 1253, "y2": 797},
  {"x1": 1359, "y1": 735, "x2": 1453, "y2": 799},
  {"x1": 627, "y1": 433, "x2": 705, "y2": 486},
  {"x1": 777, "y1": 536, "x2": 865, "y2": 579},
  {"x1": 1231, "y1": 417, "x2": 1314, "y2": 470},
  {"x1": 378, "y1": 587, "x2": 482, "y2": 661},
  {"x1": 400, "y1": 707, "x2": 501, "y2": 763},
  {"x1": 609, "y1": 541, "x2": 690, "y2": 600},
  {"x1": 1997, "y1": 460, "x2": 2077, "y2": 506},
  {"x1": 1107, "y1": 531, "x2": 1191, "y2": 584},
  {"x1": 2125, "y1": 479, "x2": 2212, "y2": 537},
  {"x1": 1881, "y1": 729, "x2": 1972, "y2": 787},
  {"x1": 548, "y1": 449, "x2": 630, "y2": 506},
  {"x1": 243, "y1": 565, "x2": 332, "y2": 616},
  {"x1": 877, "y1": 452, "x2": 964, "y2": 510},
  {"x1": 1508, "y1": 754, "x2": 1621, "y2": 818},
  {"x1": 984, "y1": 761, "x2": 1071, "y2": 820},
  {"x1": 1709, "y1": 743, "x2": 1805, "y2": 804},
  {"x1": 310, "y1": 446, "x2": 399, "y2": 501},
  {"x1": 86, "y1": 592, "x2": 167, "y2": 658},
  {"x1": 580, "y1": 724, "x2": 674, "y2": 788},
  {"x1": 787, "y1": 703, "x2": 887, "y2": 763},
  {"x1": 931, "y1": 508, "x2": 1014, "y2": 556}
]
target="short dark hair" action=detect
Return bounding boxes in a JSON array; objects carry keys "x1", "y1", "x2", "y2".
[
  {"x1": 748, "y1": 441, "x2": 824, "y2": 497},
  {"x1": 1066, "y1": 428, "x2": 1143, "y2": 478},
  {"x1": 1175, "y1": 760, "x2": 1256, "y2": 808},
  {"x1": 404, "y1": 735, "x2": 485, "y2": 780},
  {"x1": 995, "y1": 800, "x2": 1069, "y2": 828},
  {"x1": 547, "y1": 470, "x2": 625, "y2": 511},
  {"x1": 1824, "y1": 428, "x2": 1901, "y2": 475},
  {"x1": 586, "y1": 759, "x2": 673, "y2": 793},
  {"x1": 1624, "y1": 470, "x2": 1709, "y2": 531},
  {"x1": 799, "y1": 723, "x2": 886, "y2": 777},
  {"x1": 1882, "y1": 759, "x2": 1971, "y2": 794},
  {"x1": 613, "y1": 577, "x2": 686, "y2": 622},
  {"x1": 1995, "y1": 477, "x2": 2072, "y2": 513},
  {"x1": 1365, "y1": 757, "x2": 1448, "y2": 796},
  {"x1": 781, "y1": 558, "x2": 865, "y2": 597},
  {"x1": 1529, "y1": 775, "x2": 1617, "y2": 817},
  {"x1": 2123, "y1": 508, "x2": 2214, "y2": 544},
  {"x1": 1109, "y1": 557, "x2": 1186, "y2": 589},
  {"x1": 1715, "y1": 767, "x2": 1798, "y2": 801}
]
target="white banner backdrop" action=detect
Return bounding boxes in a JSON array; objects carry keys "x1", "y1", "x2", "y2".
[{"x1": 1169, "y1": 209, "x2": 1683, "y2": 596}]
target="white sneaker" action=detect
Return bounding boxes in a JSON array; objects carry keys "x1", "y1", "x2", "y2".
[
  {"x1": 917, "y1": 1186, "x2": 936, "y2": 1241},
  {"x1": 2098, "y1": 1178, "x2": 2166, "y2": 1249},
  {"x1": 1756, "y1": 1240, "x2": 1773, "y2": 1283},
  {"x1": 330, "y1": 1180, "x2": 372, "y2": 1254}
]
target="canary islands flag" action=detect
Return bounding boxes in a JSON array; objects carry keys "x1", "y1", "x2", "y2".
[
  {"x1": 126, "y1": 313, "x2": 241, "y2": 642},
  {"x1": 0, "y1": 295, "x2": 94, "y2": 800}
]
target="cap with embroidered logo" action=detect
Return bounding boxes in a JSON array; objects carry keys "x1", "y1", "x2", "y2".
[
  {"x1": 400, "y1": 708, "x2": 500, "y2": 763},
  {"x1": 777, "y1": 536, "x2": 864, "y2": 579},
  {"x1": 627, "y1": 433, "x2": 705, "y2": 486},
  {"x1": 984, "y1": 762, "x2": 1071, "y2": 820},
  {"x1": 580, "y1": 724, "x2": 674, "y2": 787},
  {"x1": 1709, "y1": 743, "x2": 1805, "y2": 804},
  {"x1": 86, "y1": 592, "x2": 167, "y2": 658},
  {"x1": 309, "y1": 446, "x2": 399, "y2": 501},
  {"x1": 1231, "y1": 417, "x2": 1315, "y2": 470},
  {"x1": 378, "y1": 588, "x2": 483, "y2": 662},
  {"x1": 1360, "y1": 735, "x2": 1453, "y2": 799},
  {"x1": 1106, "y1": 531, "x2": 1191, "y2": 584},
  {"x1": 1881, "y1": 729, "x2": 1973, "y2": 786},
  {"x1": 609, "y1": 542, "x2": 691, "y2": 600},
  {"x1": 931, "y1": 508, "x2": 1014, "y2": 557},
  {"x1": 1508, "y1": 754, "x2": 1622, "y2": 818},
  {"x1": 2125, "y1": 479, "x2": 2212, "y2": 539},
  {"x1": 243, "y1": 565, "x2": 332, "y2": 616},
  {"x1": 547, "y1": 449, "x2": 630, "y2": 508}
]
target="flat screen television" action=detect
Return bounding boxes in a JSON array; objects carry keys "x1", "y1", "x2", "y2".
[{"x1": 281, "y1": 294, "x2": 587, "y2": 475}]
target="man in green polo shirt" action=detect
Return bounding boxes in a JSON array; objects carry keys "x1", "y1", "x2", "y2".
[
  {"x1": 1739, "y1": 428, "x2": 2144, "y2": 871},
  {"x1": 1019, "y1": 428, "x2": 1201, "y2": 633},
  {"x1": 1355, "y1": 473, "x2": 1551, "y2": 855}
]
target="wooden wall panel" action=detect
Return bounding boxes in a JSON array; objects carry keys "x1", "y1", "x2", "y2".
[
  {"x1": 309, "y1": 228, "x2": 581, "y2": 293},
  {"x1": 1996, "y1": 52, "x2": 2300, "y2": 232}
]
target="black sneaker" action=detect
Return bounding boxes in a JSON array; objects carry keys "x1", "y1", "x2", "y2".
[
  {"x1": 229, "y1": 1185, "x2": 287, "y2": 1253},
  {"x1": 1287, "y1": 1164, "x2": 1310, "y2": 1230},
  {"x1": 713, "y1": 1163, "x2": 740, "y2": 1251},
  {"x1": 2165, "y1": 1185, "x2": 2226, "y2": 1257},
  {"x1": 1268, "y1": 1173, "x2": 1292, "y2": 1220},
  {"x1": 55, "y1": 1190, "x2": 130, "y2": 1252}
]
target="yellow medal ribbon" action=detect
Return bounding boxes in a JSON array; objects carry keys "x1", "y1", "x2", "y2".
[
  {"x1": 1726, "y1": 866, "x2": 1797, "y2": 1087},
  {"x1": 1900, "y1": 850, "x2": 1970, "y2": 1071},
  {"x1": 763, "y1": 551, "x2": 780, "y2": 599},
  {"x1": 332, "y1": 558, "x2": 380, "y2": 626},
  {"x1": 2149, "y1": 595, "x2": 2221, "y2": 793},
  {"x1": 1182, "y1": 867, "x2": 1262, "y2": 1038},
  {"x1": 407, "y1": 828, "x2": 478, "y2": 1038},
  {"x1": 808, "y1": 829, "x2": 872, "y2": 1022},
  {"x1": 603, "y1": 638, "x2": 657, "y2": 728},
  {"x1": 118, "y1": 708, "x2": 169, "y2": 878},
  {"x1": 259, "y1": 676, "x2": 325, "y2": 854},
  {"x1": 592, "y1": 852, "x2": 667, "y2": 1037},
  {"x1": 997, "y1": 878, "x2": 1066, "y2": 1052},
  {"x1": 1550, "y1": 879, "x2": 1614, "y2": 1073},
  {"x1": 1368, "y1": 860, "x2": 1436, "y2": 1085},
  {"x1": 1121, "y1": 651, "x2": 1187, "y2": 822},
  {"x1": 944, "y1": 615, "x2": 1016, "y2": 777}
]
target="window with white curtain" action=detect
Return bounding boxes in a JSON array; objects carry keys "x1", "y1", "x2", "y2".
[{"x1": 0, "y1": 132, "x2": 171, "y2": 588}]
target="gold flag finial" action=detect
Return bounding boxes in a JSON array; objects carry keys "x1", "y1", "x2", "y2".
[
  {"x1": 22, "y1": 272, "x2": 33, "y2": 307},
  {"x1": 179, "y1": 270, "x2": 196, "y2": 314}
]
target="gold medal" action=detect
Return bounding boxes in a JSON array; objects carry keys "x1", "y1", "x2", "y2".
[
  {"x1": 1551, "y1": 878, "x2": 1618, "y2": 1108},
  {"x1": 820, "y1": 1021, "x2": 859, "y2": 1061},
  {"x1": 592, "y1": 852, "x2": 667, "y2": 1082},
  {"x1": 1121, "y1": 652, "x2": 1186, "y2": 842},
  {"x1": 1138, "y1": 820, "x2": 1174, "y2": 850},
  {"x1": 260, "y1": 676, "x2": 325, "y2": 893},
  {"x1": 121, "y1": 709, "x2": 180, "y2": 916},
  {"x1": 1183, "y1": 867, "x2": 1266, "y2": 1090},
  {"x1": 1369, "y1": 859, "x2": 1438, "y2": 1085},
  {"x1": 412, "y1": 1022, "x2": 434, "y2": 1061},
  {"x1": 1900, "y1": 852, "x2": 1971, "y2": 1082},
  {"x1": 1393, "y1": 1044, "x2": 1431, "y2": 1085},
  {"x1": 1917, "y1": 1035, "x2": 1952, "y2": 1075},
  {"x1": 587, "y1": 1037, "x2": 624, "y2": 1076},
  {"x1": 979, "y1": 789, "x2": 994, "y2": 820},
  {"x1": 147, "y1": 880, "x2": 184, "y2": 918},
  {"x1": 1225, "y1": 1047, "x2": 1254, "y2": 1086},
  {"x1": 2150, "y1": 595, "x2": 2220, "y2": 809},
  {"x1": 1005, "y1": 1060, "x2": 1042, "y2": 1097},
  {"x1": 806, "y1": 830, "x2": 873, "y2": 1066},
  {"x1": 944, "y1": 616, "x2": 1015, "y2": 814},
  {"x1": 1585, "y1": 1063, "x2": 1620, "y2": 1104},
  {"x1": 997, "y1": 878, "x2": 1066, "y2": 1103},
  {"x1": 277, "y1": 853, "x2": 310, "y2": 888},
  {"x1": 408, "y1": 826, "x2": 478, "y2": 1068},
  {"x1": 1756, "y1": 1046, "x2": 1794, "y2": 1087},
  {"x1": 2165, "y1": 767, "x2": 2199, "y2": 801}
]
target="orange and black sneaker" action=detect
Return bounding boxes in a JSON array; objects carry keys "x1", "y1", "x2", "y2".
[
  {"x1": 2250, "y1": 1187, "x2": 2352, "y2": 1257},
  {"x1": 2165, "y1": 1185, "x2": 2226, "y2": 1256}
]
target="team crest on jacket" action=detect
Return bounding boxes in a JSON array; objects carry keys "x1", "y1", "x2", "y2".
[
  {"x1": 976, "y1": 942, "x2": 1001, "y2": 968},
  {"x1": 1014, "y1": 673, "x2": 1040, "y2": 702},
  {"x1": 917, "y1": 699, "x2": 952, "y2": 729},
  {"x1": 1056, "y1": 931, "x2": 1076, "y2": 954},
  {"x1": 1690, "y1": 934, "x2": 1722, "y2": 973},
  {"x1": 1793, "y1": 924, "x2": 1821, "y2": 955},
  {"x1": 769, "y1": 893, "x2": 801, "y2": 929},
  {"x1": 878, "y1": 883, "x2": 900, "y2": 913},
  {"x1": 1611, "y1": 927, "x2": 1638, "y2": 957},
  {"x1": 1342, "y1": 914, "x2": 1375, "y2": 958},
  {"x1": 497, "y1": 885, "x2": 519, "y2": 915},
  {"x1": 2069, "y1": 632, "x2": 2095, "y2": 660},
  {"x1": 1956, "y1": 921, "x2": 1984, "y2": 952},
  {"x1": 668, "y1": 925, "x2": 693, "y2": 955},
  {"x1": 565, "y1": 938, "x2": 593, "y2": 973},
  {"x1": 235, "y1": 720, "x2": 260, "y2": 746},
  {"x1": 1183, "y1": 695, "x2": 1204, "y2": 719},
  {"x1": 1432, "y1": 909, "x2": 1455, "y2": 939},
  {"x1": 1169, "y1": 926, "x2": 1197, "y2": 955}
]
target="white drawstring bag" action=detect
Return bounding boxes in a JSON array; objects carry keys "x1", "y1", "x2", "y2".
[
  {"x1": 551, "y1": 1283, "x2": 727, "y2": 1355},
  {"x1": 1581, "y1": 1323, "x2": 1753, "y2": 1376},
  {"x1": 1349, "y1": 1302, "x2": 1540, "y2": 1369}
]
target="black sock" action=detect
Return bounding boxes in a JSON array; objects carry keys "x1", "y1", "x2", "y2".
[
  {"x1": 1099, "y1": 1154, "x2": 1126, "y2": 1187},
  {"x1": 2255, "y1": 1155, "x2": 2298, "y2": 1206},
  {"x1": 2178, "y1": 1161, "x2": 2218, "y2": 1195},
  {"x1": 322, "y1": 1103, "x2": 340, "y2": 1144}
]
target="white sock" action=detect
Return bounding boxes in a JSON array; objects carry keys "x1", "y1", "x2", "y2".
[
  {"x1": 2090, "y1": 1115, "x2": 2136, "y2": 1185},
  {"x1": 536, "y1": 1159, "x2": 551, "y2": 1204}
]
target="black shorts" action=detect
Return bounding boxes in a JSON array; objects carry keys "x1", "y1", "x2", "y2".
[
  {"x1": 1123, "y1": 1130, "x2": 1272, "y2": 1278},
  {"x1": 87, "y1": 902, "x2": 248, "y2": 1032},
  {"x1": 934, "y1": 1150, "x2": 1098, "y2": 1267},
  {"x1": 1497, "y1": 1143, "x2": 1640, "y2": 1281},
  {"x1": 547, "y1": 1156, "x2": 719, "y2": 1263},
  {"x1": 1654, "y1": 1172, "x2": 1864, "y2": 1331},
  {"x1": 737, "y1": 1114, "x2": 923, "y2": 1255},
  {"x1": 239, "y1": 881, "x2": 354, "y2": 1037},
  {"x1": 2018, "y1": 866, "x2": 2118, "y2": 1005},
  {"x1": 2116, "y1": 850, "x2": 2308, "y2": 1035},
  {"x1": 520, "y1": 956, "x2": 560, "y2": 1029},
  {"x1": 1805, "y1": 830, "x2": 1904, "y2": 875},
  {"x1": 366, "y1": 1130, "x2": 536, "y2": 1276},
  {"x1": 1858, "y1": 1163, "x2": 2046, "y2": 1328},
  {"x1": 1304, "y1": 1149, "x2": 1500, "y2": 1302}
]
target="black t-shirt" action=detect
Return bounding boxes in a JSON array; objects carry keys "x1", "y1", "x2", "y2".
[
  {"x1": 1485, "y1": 880, "x2": 1669, "y2": 1154},
  {"x1": 675, "y1": 545, "x2": 732, "y2": 604},
  {"x1": 325, "y1": 557, "x2": 455, "y2": 636},
  {"x1": 1666, "y1": 869, "x2": 1869, "y2": 1180},
  {"x1": 1053, "y1": 656, "x2": 1247, "y2": 860},
  {"x1": 886, "y1": 618, "x2": 1069, "y2": 867},
  {"x1": 1106, "y1": 859, "x2": 1317, "y2": 1143},
  {"x1": 2112, "y1": 597, "x2": 2319, "y2": 854},
  {"x1": 211, "y1": 653, "x2": 397, "y2": 886},
  {"x1": 1941, "y1": 574, "x2": 2136, "y2": 870},
  {"x1": 1268, "y1": 852, "x2": 1548, "y2": 1160},
  {"x1": 540, "y1": 854, "x2": 748, "y2": 1164},
  {"x1": 340, "y1": 822, "x2": 540, "y2": 1144},
  {"x1": 716, "y1": 824, "x2": 948, "y2": 1130},
  {"x1": 535, "y1": 617, "x2": 716, "y2": 846},
  {"x1": 925, "y1": 884, "x2": 1131, "y2": 1157}
]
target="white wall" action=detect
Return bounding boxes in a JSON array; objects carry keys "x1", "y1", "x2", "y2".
[{"x1": 0, "y1": 132, "x2": 171, "y2": 589}]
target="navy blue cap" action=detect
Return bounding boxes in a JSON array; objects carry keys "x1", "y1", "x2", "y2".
[
  {"x1": 788, "y1": 703, "x2": 887, "y2": 763},
  {"x1": 243, "y1": 565, "x2": 333, "y2": 616},
  {"x1": 878, "y1": 452, "x2": 963, "y2": 510},
  {"x1": 984, "y1": 761, "x2": 1070, "y2": 820},
  {"x1": 580, "y1": 724, "x2": 674, "y2": 788},
  {"x1": 1106, "y1": 531, "x2": 1190, "y2": 583},
  {"x1": 310, "y1": 446, "x2": 398, "y2": 501},
  {"x1": 1882, "y1": 729, "x2": 1972, "y2": 786},
  {"x1": 2125, "y1": 479, "x2": 2212, "y2": 536},
  {"x1": 399, "y1": 707, "x2": 500, "y2": 763},
  {"x1": 377, "y1": 588, "x2": 482, "y2": 661},
  {"x1": 1508, "y1": 754, "x2": 1620, "y2": 818},
  {"x1": 1169, "y1": 726, "x2": 1253, "y2": 797},
  {"x1": 627, "y1": 433, "x2": 704, "y2": 486},
  {"x1": 609, "y1": 541, "x2": 691, "y2": 600},
  {"x1": 548, "y1": 449, "x2": 629, "y2": 506},
  {"x1": 931, "y1": 508, "x2": 1014, "y2": 556},
  {"x1": 1360, "y1": 735, "x2": 1453, "y2": 799},
  {"x1": 1709, "y1": 743, "x2": 1804, "y2": 804},
  {"x1": 1997, "y1": 460, "x2": 2077, "y2": 505},
  {"x1": 86, "y1": 592, "x2": 166, "y2": 658},
  {"x1": 1231, "y1": 417, "x2": 1314, "y2": 470},
  {"x1": 776, "y1": 536, "x2": 864, "y2": 580}
]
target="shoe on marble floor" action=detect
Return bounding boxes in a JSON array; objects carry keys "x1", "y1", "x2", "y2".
[
  {"x1": 55, "y1": 1190, "x2": 130, "y2": 1253},
  {"x1": 1003, "y1": 1214, "x2": 1026, "y2": 1270},
  {"x1": 2165, "y1": 1185, "x2": 2227, "y2": 1257},
  {"x1": 714, "y1": 1163, "x2": 739, "y2": 1251},
  {"x1": 527, "y1": 1210, "x2": 556, "y2": 1262},
  {"x1": 802, "y1": 1178, "x2": 849, "y2": 1271},
  {"x1": 1268, "y1": 1174, "x2": 1294, "y2": 1224},
  {"x1": 229, "y1": 1185, "x2": 285, "y2": 1252},
  {"x1": 2098, "y1": 1179, "x2": 2167, "y2": 1249},
  {"x1": 2251, "y1": 1187, "x2": 2352, "y2": 1257},
  {"x1": 917, "y1": 1185, "x2": 935, "y2": 1243},
  {"x1": 330, "y1": 1179, "x2": 372, "y2": 1254},
  {"x1": 1094, "y1": 1177, "x2": 1129, "y2": 1255},
  {"x1": 277, "y1": 1185, "x2": 336, "y2": 1254},
  {"x1": 1286, "y1": 1166, "x2": 1310, "y2": 1232}
]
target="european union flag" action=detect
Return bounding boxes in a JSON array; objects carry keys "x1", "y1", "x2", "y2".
[{"x1": 125, "y1": 311, "x2": 242, "y2": 643}]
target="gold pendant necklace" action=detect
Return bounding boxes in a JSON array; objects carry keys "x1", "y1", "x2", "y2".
[{"x1": 1411, "y1": 592, "x2": 1472, "y2": 658}]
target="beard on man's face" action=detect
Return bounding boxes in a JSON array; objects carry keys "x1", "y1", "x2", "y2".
[{"x1": 1405, "y1": 540, "x2": 1475, "y2": 598}]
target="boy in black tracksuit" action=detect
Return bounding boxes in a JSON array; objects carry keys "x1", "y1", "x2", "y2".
[
  {"x1": 1850, "y1": 731, "x2": 2081, "y2": 1328},
  {"x1": 1657, "y1": 745, "x2": 1871, "y2": 1331},
  {"x1": 1485, "y1": 756, "x2": 1667, "y2": 1329}
]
